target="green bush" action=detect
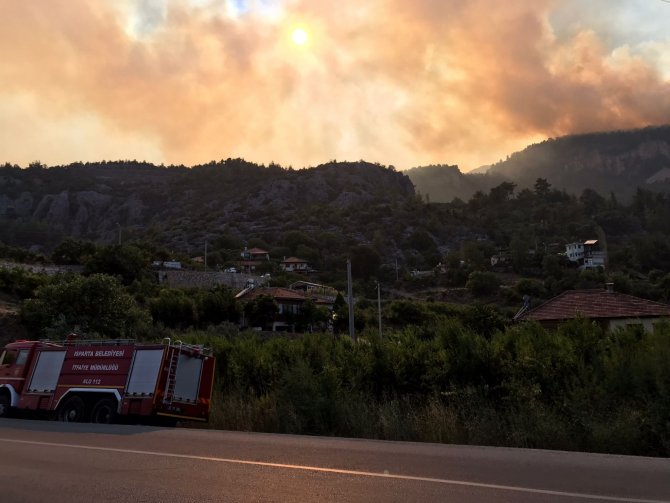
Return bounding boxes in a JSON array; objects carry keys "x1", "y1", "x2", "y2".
[
  {"x1": 193, "y1": 320, "x2": 670, "y2": 456},
  {"x1": 466, "y1": 271, "x2": 500, "y2": 296},
  {"x1": 20, "y1": 273, "x2": 150, "y2": 338}
]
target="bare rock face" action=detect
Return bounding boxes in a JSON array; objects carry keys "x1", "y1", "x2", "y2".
[
  {"x1": 69, "y1": 191, "x2": 113, "y2": 235},
  {"x1": 32, "y1": 191, "x2": 70, "y2": 231}
]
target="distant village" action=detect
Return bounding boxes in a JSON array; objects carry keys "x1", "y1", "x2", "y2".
[{"x1": 5, "y1": 237, "x2": 670, "y2": 335}]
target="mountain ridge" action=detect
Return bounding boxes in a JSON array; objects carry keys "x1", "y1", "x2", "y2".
[{"x1": 407, "y1": 125, "x2": 670, "y2": 202}]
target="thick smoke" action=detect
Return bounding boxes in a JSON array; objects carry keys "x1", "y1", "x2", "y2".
[{"x1": 0, "y1": 0, "x2": 668, "y2": 169}]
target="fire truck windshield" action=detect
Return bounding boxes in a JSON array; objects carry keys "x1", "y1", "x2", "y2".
[
  {"x1": 0, "y1": 349, "x2": 27, "y2": 366},
  {"x1": 0, "y1": 349, "x2": 16, "y2": 366}
]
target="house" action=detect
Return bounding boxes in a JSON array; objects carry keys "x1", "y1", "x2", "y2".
[
  {"x1": 516, "y1": 286, "x2": 670, "y2": 331},
  {"x1": 152, "y1": 260, "x2": 182, "y2": 270},
  {"x1": 236, "y1": 286, "x2": 335, "y2": 332},
  {"x1": 280, "y1": 256, "x2": 310, "y2": 273},
  {"x1": 564, "y1": 239, "x2": 607, "y2": 270},
  {"x1": 490, "y1": 250, "x2": 511, "y2": 268},
  {"x1": 238, "y1": 247, "x2": 270, "y2": 273},
  {"x1": 289, "y1": 281, "x2": 338, "y2": 300}
]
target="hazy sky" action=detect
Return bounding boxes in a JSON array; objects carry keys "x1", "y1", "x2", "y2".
[{"x1": 1, "y1": 0, "x2": 669, "y2": 171}]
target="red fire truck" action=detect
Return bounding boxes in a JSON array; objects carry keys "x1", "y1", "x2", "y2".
[{"x1": 0, "y1": 337, "x2": 215, "y2": 424}]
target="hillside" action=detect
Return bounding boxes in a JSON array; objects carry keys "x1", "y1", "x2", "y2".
[
  {"x1": 407, "y1": 125, "x2": 670, "y2": 203},
  {"x1": 0, "y1": 159, "x2": 420, "y2": 253},
  {"x1": 405, "y1": 164, "x2": 506, "y2": 203},
  {"x1": 485, "y1": 126, "x2": 670, "y2": 196}
]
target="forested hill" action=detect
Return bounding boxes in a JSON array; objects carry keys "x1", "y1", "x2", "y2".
[
  {"x1": 405, "y1": 164, "x2": 506, "y2": 203},
  {"x1": 0, "y1": 160, "x2": 414, "y2": 250},
  {"x1": 407, "y1": 125, "x2": 670, "y2": 202}
]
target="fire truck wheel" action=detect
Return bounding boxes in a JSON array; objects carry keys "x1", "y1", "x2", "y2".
[
  {"x1": 91, "y1": 398, "x2": 117, "y2": 424},
  {"x1": 0, "y1": 394, "x2": 10, "y2": 418},
  {"x1": 58, "y1": 395, "x2": 86, "y2": 422}
]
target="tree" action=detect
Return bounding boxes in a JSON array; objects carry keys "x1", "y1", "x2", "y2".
[
  {"x1": 85, "y1": 244, "x2": 151, "y2": 285},
  {"x1": 461, "y1": 241, "x2": 492, "y2": 271},
  {"x1": 580, "y1": 189, "x2": 606, "y2": 214},
  {"x1": 244, "y1": 295, "x2": 279, "y2": 329},
  {"x1": 149, "y1": 289, "x2": 197, "y2": 329},
  {"x1": 488, "y1": 182, "x2": 516, "y2": 204},
  {"x1": 509, "y1": 234, "x2": 530, "y2": 272},
  {"x1": 52, "y1": 239, "x2": 96, "y2": 265},
  {"x1": 296, "y1": 299, "x2": 330, "y2": 332},
  {"x1": 466, "y1": 271, "x2": 500, "y2": 297},
  {"x1": 21, "y1": 274, "x2": 149, "y2": 337},
  {"x1": 534, "y1": 178, "x2": 551, "y2": 198},
  {"x1": 195, "y1": 286, "x2": 240, "y2": 327}
]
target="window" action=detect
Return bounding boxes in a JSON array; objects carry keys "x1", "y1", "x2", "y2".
[
  {"x1": 0, "y1": 348, "x2": 29, "y2": 366},
  {"x1": 16, "y1": 349, "x2": 29, "y2": 366},
  {"x1": 1, "y1": 349, "x2": 17, "y2": 366}
]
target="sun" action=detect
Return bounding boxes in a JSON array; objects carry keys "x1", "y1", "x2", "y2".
[{"x1": 291, "y1": 28, "x2": 309, "y2": 46}]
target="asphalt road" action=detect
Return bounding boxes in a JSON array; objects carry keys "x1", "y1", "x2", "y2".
[{"x1": 1, "y1": 419, "x2": 669, "y2": 503}]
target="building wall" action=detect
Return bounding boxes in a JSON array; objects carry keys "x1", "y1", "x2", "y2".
[
  {"x1": 607, "y1": 317, "x2": 664, "y2": 332},
  {"x1": 159, "y1": 270, "x2": 268, "y2": 290}
]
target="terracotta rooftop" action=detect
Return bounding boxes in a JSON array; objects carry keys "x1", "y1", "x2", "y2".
[
  {"x1": 237, "y1": 287, "x2": 335, "y2": 306},
  {"x1": 246, "y1": 248, "x2": 269, "y2": 254},
  {"x1": 238, "y1": 287, "x2": 308, "y2": 302},
  {"x1": 521, "y1": 289, "x2": 670, "y2": 322},
  {"x1": 281, "y1": 257, "x2": 307, "y2": 263}
]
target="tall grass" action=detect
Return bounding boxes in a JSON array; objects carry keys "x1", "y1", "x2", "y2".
[{"x1": 182, "y1": 319, "x2": 670, "y2": 456}]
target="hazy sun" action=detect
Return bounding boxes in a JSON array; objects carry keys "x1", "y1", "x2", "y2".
[{"x1": 291, "y1": 28, "x2": 309, "y2": 46}]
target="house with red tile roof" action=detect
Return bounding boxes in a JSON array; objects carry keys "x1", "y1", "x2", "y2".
[
  {"x1": 516, "y1": 287, "x2": 670, "y2": 331},
  {"x1": 236, "y1": 286, "x2": 334, "y2": 332},
  {"x1": 238, "y1": 247, "x2": 270, "y2": 273}
]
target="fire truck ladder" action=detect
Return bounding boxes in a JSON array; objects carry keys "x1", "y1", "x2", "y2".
[{"x1": 163, "y1": 341, "x2": 182, "y2": 405}]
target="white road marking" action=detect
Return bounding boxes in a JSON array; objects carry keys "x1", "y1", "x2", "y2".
[{"x1": 0, "y1": 437, "x2": 667, "y2": 503}]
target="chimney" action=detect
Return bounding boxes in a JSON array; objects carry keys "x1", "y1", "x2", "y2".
[{"x1": 605, "y1": 282, "x2": 614, "y2": 293}]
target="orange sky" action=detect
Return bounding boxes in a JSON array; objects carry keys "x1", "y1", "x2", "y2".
[{"x1": 1, "y1": 0, "x2": 669, "y2": 171}]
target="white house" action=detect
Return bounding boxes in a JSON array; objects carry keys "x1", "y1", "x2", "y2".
[
  {"x1": 280, "y1": 256, "x2": 310, "y2": 272},
  {"x1": 565, "y1": 240, "x2": 606, "y2": 270}
]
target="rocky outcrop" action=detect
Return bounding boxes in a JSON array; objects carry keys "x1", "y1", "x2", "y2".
[{"x1": 0, "y1": 159, "x2": 415, "y2": 249}]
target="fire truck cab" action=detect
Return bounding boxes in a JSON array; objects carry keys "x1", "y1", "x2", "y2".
[{"x1": 0, "y1": 338, "x2": 215, "y2": 424}]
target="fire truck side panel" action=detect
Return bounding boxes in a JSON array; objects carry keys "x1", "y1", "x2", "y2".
[
  {"x1": 52, "y1": 345, "x2": 134, "y2": 408},
  {"x1": 122, "y1": 396, "x2": 156, "y2": 416},
  {"x1": 126, "y1": 348, "x2": 165, "y2": 396},
  {"x1": 27, "y1": 350, "x2": 66, "y2": 393},
  {"x1": 173, "y1": 354, "x2": 203, "y2": 402},
  {"x1": 154, "y1": 353, "x2": 215, "y2": 422},
  {"x1": 200, "y1": 356, "x2": 216, "y2": 406}
]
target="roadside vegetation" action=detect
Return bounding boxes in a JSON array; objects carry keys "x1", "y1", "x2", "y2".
[{"x1": 181, "y1": 320, "x2": 670, "y2": 457}]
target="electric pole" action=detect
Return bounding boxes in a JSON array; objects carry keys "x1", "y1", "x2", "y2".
[
  {"x1": 377, "y1": 281, "x2": 382, "y2": 340},
  {"x1": 347, "y1": 259, "x2": 355, "y2": 341}
]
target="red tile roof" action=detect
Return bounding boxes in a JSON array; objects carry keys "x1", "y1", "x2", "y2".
[
  {"x1": 281, "y1": 257, "x2": 307, "y2": 263},
  {"x1": 238, "y1": 287, "x2": 308, "y2": 302},
  {"x1": 521, "y1": 289, "x2": 670, "y2": 322},
  {"x1": 246, "y1": 248, "x2": 268, "y2": 254},
  {"x1": 236, "y1": 287, "x2": 335, "y2": 306}
]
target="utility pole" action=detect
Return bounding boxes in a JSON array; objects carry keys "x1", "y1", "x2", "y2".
[
  {"x1": 377, "y1": 281, "x2": 382, "y2": 340},
  {"x1": 117, "y1": 223, "x2": 122, "y2": 245},
  {"x1": 347, "y1": 259, "x2": 355, "y2": 341},
  {"x1": 204, "y1": 239, "x2": 208, "y2": 269}
]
